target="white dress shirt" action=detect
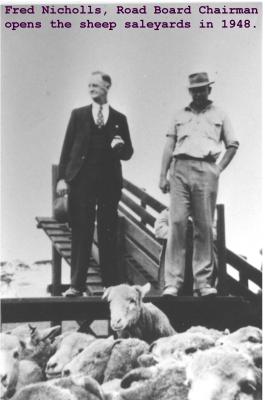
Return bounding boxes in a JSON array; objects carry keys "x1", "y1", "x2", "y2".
[{"x1": 92, "y1": 102, "x2": 110, "y2": 125}]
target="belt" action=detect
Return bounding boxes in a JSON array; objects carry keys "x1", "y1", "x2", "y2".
[{"x1": 174, "y1": 154, "x2": 216, "y2": 163}]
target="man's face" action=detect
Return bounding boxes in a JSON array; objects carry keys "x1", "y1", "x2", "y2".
[
  {"x1": 189, "y1": 85, "x2": 211, "y2": 107},
  {"x1": 88, "y1": 74, "x2": 109, "y2": 103}
]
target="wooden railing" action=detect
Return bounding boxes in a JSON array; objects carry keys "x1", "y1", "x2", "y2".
[
  {"x1": 1, "y1": 167, "x2": 262, "y2": 331},
  {"x1": 119, "y1": 178, "x2": 262, "y2": 300}
]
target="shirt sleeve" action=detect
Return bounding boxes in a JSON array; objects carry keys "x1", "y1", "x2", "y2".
[
  {"x1": 166, "y1": 116, "x2": 177, "y2": 138},
  {"x1": 221, "y1": 112, "x2": 239, "y2": 149}
]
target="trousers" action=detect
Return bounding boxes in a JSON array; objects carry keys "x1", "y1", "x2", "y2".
[
  {"x1": 69, "y1": 166, "x2": 121, "y2": 290},
  {"x1": 165, "y1": 158, "x2": 219, "y2": 290}
]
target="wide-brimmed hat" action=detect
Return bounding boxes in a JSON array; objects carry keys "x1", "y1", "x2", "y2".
[{"x1": 188, "y1": 72, "x2": 214, "y2": 89}]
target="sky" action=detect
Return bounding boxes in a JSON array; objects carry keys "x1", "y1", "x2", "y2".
[{"x1": 1, "y1": 2, "x2": 262, "y2": 267}]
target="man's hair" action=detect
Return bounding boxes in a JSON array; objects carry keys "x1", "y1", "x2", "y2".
[{"x1": 92, "y1": 71, "x2": 112, "y2": 88}]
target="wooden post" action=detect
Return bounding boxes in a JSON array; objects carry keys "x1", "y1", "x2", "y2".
[
  {"x1": 117, "y1": 216, "x2": 125, "y2": 283},
  {"x1": 51, "y1": 246, "x2": 62, "y2": 296},
  {"x1": 51, "y1": 165, "x2": 62, "y2": 297},
  {"x1": 52, "y1": 165, "x2": 59, "y2": 218},
  {"x1": 216, "y1": 204, "x2": 227, "y2": 295},
  {"x1": 239, "y1": 270, "x2": 249, "y2": 289},
  {"x1": 183, "y1": 221, "x2": 193, "y2": 295}
]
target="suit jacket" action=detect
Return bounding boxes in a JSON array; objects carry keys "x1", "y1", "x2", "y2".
[{"x1": 58, "y1": 105, "x2": 133, "y2": 186}]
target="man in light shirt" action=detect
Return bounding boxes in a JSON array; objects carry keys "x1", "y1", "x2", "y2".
[
  {"x1": 57, "y1": 71, "x2": 133, "y2": 296},
  {"x1": 159, "y1": 72, "x2": 239, "y2": 297}
]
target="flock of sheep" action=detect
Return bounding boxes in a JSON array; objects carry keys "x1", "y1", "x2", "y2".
[{"x1": 0, "y1": 283, "x2": 262, "y2": 400}]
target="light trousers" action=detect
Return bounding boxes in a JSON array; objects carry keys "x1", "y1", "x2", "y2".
[{"x1": 165, "y1": 158, "x2": 219, "y2": 290}]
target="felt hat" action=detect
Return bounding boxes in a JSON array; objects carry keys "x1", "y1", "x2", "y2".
[
  {"x1": 188, "y1": 72, "x2": 214, "y2": 89},
  {"x1": 54, "y1": 195, "x2": 69, "y2": 223}
]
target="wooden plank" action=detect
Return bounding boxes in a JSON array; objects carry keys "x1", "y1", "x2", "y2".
[
  {"x1": 51, "y1": 236, "x2": 71, "y2": 243},
  {"x1": 226, "y1": 276, "x2": 261, "y2": 302},
  {"x1": 226, "y1": 249, "x2": 262, "y2": 287},
  {"x1": 36, "y1": 217, "x2": 58, "y2": 224},
  {"x1": 41, "y1": 223, "x2": 69, "y2": 230},
  {"x1": 124, "y1": 237, "x2": 158, "y2": 281},
  {"x1": 123, "y1": 217, "x2": 161, "y2": 263},
  {"x1": 59, "y1": 249, "x2": 71, "y2": 257},
  {"x1": 46, "y1": 229, "x2": 71, "y2": 237},
  {"x1": 118, "y1": 205, "x2": 156, "y2": 240},
  {"x1": 123, "y1": 179, "x2": 165, "y2": 213},
  {"x1": 87, "y1": 286, "x2": 104, "y2": 296},
  {"x1": 121, "y1": 193, "x2": 155, "y2": 227},
  {"x1": 2, "y1": 296, "x2": 259, "y2": 331},
  {"x1": 125, "y1": 258, "x2": 160, "y2": 295},
  {"x1": 86, "y1": 275, "x2": 102, "y2": 284},
  {"x1": 56, "y1": 243, "x2": 71, "y2": 251}
]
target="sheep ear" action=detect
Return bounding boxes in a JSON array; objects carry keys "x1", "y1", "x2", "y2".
[
  {"x1": 139, "y1": 283, "x2": 151, "y2": 298},
  {"x1": 102, "y1": 287, "x2": 113, "y2": 301},
  {"x1": 39, "y1": 325, "x2": 61, "y2": 341},
  {"x1": 224, "y1": 329, "x2": 230, "y2": 335}
]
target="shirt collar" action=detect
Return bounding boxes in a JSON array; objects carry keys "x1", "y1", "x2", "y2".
[
  {"x1": 185, "y1": 100, "x2": 213, "y2": 113},
  {"x1": 92, "y1": 101, "x2": 109, "y2": 111}
]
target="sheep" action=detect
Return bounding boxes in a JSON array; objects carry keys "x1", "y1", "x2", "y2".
[
  {"x1": 0, "y1": 325, "x2": 60, "y2": 397},
  {"x1": 8, "y1": 324, "x2": 61, "y2": 373},
  {"x1": 103, "y1": 338, "x2": 149, "y2": 382},
  {"x1": 185, "y1": 325, "x2": 229, "y2": 342},
  {"x1": 0, "y1": 346, "x2": 20, "y2": 399},
  {"x1": 216, "y1": 326, "x2": 262, "y2": 347},
  {"x1": 112, "y1": 359, "x2": 189, "y2": 400},
  {"x1": 186, "y1": 346, "x2": 261, "y2": 400},
  {"x1": 62, "y1": 337, "x2": 149, "y2": 384},
  {"x1": 15, "y1": 360, "x2": 44, "y2": 393},
  {"x1": 46, "y1": 332, "x2": 95, "y2": 379},
  {"x1": 102, "y1": 283, "x2": 176, "y2": 343},
  {"x1": 11, "y1": 375, "x2": 106, "y2": 400},
  {"x1": 149, "y1": 331, "x2": 215, "y2": 365},
  {"x1": 62, "y1": 336, "x2": 116, "y2": 382},
  {"x1": 0, "y1": 333, "x2": 22, "y2": 399}
]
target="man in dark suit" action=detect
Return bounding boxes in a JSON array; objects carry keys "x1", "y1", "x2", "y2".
[{"x1": 56, "y1": 71, "x2": 133, "y2": 296}]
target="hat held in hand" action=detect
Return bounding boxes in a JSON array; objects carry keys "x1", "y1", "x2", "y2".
[{"x1": 54, "y1": 194, "x2": 69, "y2": 223}]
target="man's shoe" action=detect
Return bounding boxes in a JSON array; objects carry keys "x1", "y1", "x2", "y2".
[
  {"x1": 63, "y1": 287, "x2": 83, "y2": 297},
  {"x1": 194, "y1": 286, "x2": 217, "y2": 297},
  {"x1": 162, "y1": 286, "x2": 180, "y2": 297}
]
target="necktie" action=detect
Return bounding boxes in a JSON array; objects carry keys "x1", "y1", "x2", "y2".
[{"x1": 96, "y1": 105, "x2": 104, "y2": 128}]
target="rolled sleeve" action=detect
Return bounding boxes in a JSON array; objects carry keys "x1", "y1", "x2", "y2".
[
  {"x1": 222, "y1": 113, "x2": 239, "y2": 149},
  {"x1": 166, "y1": 117, "x2": 177, "y2": 138}
]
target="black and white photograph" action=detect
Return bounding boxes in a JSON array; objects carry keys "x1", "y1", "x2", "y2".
[{"x1": 0, "y1": 1, "x2": 263, "y2": 399}]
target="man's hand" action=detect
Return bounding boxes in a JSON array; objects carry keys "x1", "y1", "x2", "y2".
[
  {"x1": 159, "y1": 176, "x2": 170, "y2": 193},
  {"x1": 111, "y1": 135, "x2": 125, "y2": 150},
  {"x1": 56, "y1": 179, "x2": 69, "y2": 196}
]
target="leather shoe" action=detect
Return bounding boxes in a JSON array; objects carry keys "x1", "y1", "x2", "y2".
[
  {"x1": 63, "y1": 287, "x2": 83, "y2": 297},
  {"x1": 162, "y1": 286, "x2": 180, "y2": 297},
  {"x1": 194, "y1": 286, "x2": 217, "y2": 297}
]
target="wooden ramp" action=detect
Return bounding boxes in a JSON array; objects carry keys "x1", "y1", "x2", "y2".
[
  {"x1": 1, "y1": 166, "x2": 262, "y2": 333},
  {"x1": 35, "y1": 217, "x2": 104, "y2": 296}
]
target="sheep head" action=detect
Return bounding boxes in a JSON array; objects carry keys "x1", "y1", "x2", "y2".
[
  {"x1": 102, "y1": 283, "x2": 151, "y2": 332},
  {"x1": 0, "y1": 347, "x2": 19, "y2": 399},
  {"x1": 62, "y1": 336, "x2": 116, "y2": 383},
  {"x1": 186, "y1": 347, "x2": 261, "y2": 400}
]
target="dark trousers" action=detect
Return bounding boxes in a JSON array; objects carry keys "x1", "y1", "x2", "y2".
[{"x1": 69, "y1": 166, "x2": 121, "y2": 290}]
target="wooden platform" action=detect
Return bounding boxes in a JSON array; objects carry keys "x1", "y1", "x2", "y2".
[
  {"x1": 1, "y1": 167, "x2": 261, "y2": 334},
  {"x1": 1, "y1": 295, "x2": 260, "y2": 331}
]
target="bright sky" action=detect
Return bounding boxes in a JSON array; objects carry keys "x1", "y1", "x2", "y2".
[{"x1": 1, "y1": 2, "x2": 262, "y2": 267}]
